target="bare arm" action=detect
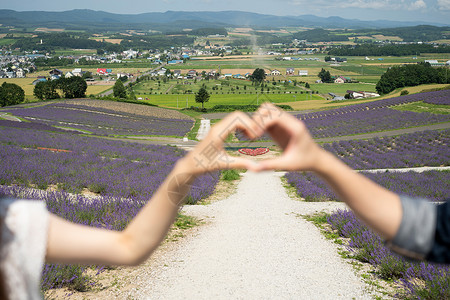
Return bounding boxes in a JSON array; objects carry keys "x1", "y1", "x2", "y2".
[
  {"x1": 252, "y1": 103, "x2": 402, "y2": 241},
  {"x1": 46, "y1": 112, "x2": 260, "y2": 266}
]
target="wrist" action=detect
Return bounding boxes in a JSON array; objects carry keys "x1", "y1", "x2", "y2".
[
  {"x1": 173, "y1": 157, "x2": 198, "y2": 179},
  {"x1": 311, "y1": 149, "x2": 339, "y2": 175}
]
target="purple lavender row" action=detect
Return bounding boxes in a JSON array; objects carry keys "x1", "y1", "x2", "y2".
[
  {"x1": 0, "y1": 127, "x2": 219, "y2": 203},
  {"x1": 285, "y1": 170, "x2": 449, "y2": 202},
  {"x1": 327, "y1": 209, "x2": 449, "y2": 299},
  {"x1": 0, "y1": 119, "x2": 82, "y2": 134},
  {"x1": 5, "y1": 103, "x2": 193, "y2": 137},
  {"x1": 302, "y1": 108, "x2": 449, "y2": 138},
  {"x1": 423, "y1": 96, "x2": 450, "y2": 105},
  {"x1": 0, "y1": 126, "x2": 184, "y2": 162},
  {"x1": 236, "y1": 90, "x2": 450, "y2": 141},
  {"x1": 299, "y1": 89, "x2": 450, "y2": 121},
  {"x1": 322, "y1": 129, "x2": 450, "y2": 169}
]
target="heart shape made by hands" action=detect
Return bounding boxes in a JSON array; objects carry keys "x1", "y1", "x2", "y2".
[{"x1": 238, "y1": 148, "x2": 269, "y2": 156}]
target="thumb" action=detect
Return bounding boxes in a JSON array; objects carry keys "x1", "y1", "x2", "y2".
[{"x1": 251, "y1": 157, "x2": 290, "y2": 172}]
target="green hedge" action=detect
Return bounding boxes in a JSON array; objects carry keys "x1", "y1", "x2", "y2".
[{"x1": 182, "y1": 104, "x2": 293, "y2": 113}]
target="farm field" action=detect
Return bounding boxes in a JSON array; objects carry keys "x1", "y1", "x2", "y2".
[
  {"x1": 248, "y1": 90, "x2": 450, "y2": 140},
  {"x1": 136, "y1": 92, "x2": 323, "y2": 109},
  {"x1": 3, "y1": 101, "x2": 194, "y2": 136}
]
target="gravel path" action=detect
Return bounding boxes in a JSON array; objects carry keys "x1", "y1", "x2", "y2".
[
  {"x1": 128, "y1": 171, "x2": 372, "y2": 299},
  {"x1": 196, "y1": 119, "x2": 211, "y2": 141}
]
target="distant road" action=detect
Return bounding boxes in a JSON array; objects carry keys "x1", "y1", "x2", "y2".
[{"x1": 99, "y1": 63, "x2": 166, "y2": 97}]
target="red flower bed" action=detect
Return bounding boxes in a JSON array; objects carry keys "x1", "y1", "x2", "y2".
[{"x1": 238, "y1": 148, "x2": 269, "y2": 156}]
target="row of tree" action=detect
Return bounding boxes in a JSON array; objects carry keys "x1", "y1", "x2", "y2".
[
  {"x1": 34, "y1": 77, "x2": 87, "y2": 100},
  {"x1": 328, "y1": 44, "x2": 450, "y2": 57},
  {"x1": 376, "y1": 63, "x2": 449, "y2": 94}
]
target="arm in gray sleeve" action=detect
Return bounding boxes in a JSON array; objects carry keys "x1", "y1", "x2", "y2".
[{"x1": 386, "y1": 195, "x2": 437, "y2": 260}]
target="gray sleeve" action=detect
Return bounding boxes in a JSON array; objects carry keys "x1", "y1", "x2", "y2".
[{"x1": 387, "y1": 195, "x2": 437, "y2": 260}]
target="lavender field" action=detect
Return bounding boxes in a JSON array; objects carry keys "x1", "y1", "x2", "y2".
[
  {"x1": 4, "y1": 102, "x2": 194, "y2": 137},
  {"x1": 0, "y1": 127, "x2": 218, "y2": 203},
  {"x1": 0, "y1": 101, "x2": 218, "y2": 292},
  {"x1": 237, "y1": 89, "x2": 450, "y2": 141},
  {"x1": 322, "y1": 129, "x2": 450, "y2": 170},
  {"x1": 286, "y1": 170, "x2": 449, "y2": 202},
  {"x1": 327, "y1": 209, "x2": 449, "y2": 299}
]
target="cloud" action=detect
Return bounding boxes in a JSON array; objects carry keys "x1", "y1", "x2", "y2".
[
  {"x1": 410, "y1": 0, "x2": 427, "y2": 10},
  {"x1": 437, "y1": 0, "x2": 450, "y2": 10}
]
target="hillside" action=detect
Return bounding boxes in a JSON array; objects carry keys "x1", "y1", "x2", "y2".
[{"x1": 0, "y1": 9, "x2": 448, "y2": 32}]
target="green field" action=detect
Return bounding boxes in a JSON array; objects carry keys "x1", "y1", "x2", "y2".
[
  {"x1": 309, "y1": 82, "x2": 377, "y2": 95},
  {"x1": 0, "y1": 39, "x2": 15, "y2": 46},
  {"x1": 136, "y1": 93, "x2": 322, "y2": 109},
  {"x1": 392, "y1": 101, "x2": 450, "y2": 115}
]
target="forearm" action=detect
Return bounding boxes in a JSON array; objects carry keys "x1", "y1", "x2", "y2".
[
  {"x1": 313, "y1": 150, "x2": 402, "y2": 240},
  {"x1": 118, "y1": 158, "x2": 196, "y2": 265},
  {"x1": 46, "y1": 158, "x2": 196, "y2": 266}
]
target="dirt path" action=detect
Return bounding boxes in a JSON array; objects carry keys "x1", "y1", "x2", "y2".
[
  {"x1": 118, "y1": 171, "x2": 373, "y2": 299},
  {"x1": 196, "y1": 119, "x2": 211, "y2": 141},
  {"x1": 165, "y1": 84, "x2": 175, "y2": 94}
]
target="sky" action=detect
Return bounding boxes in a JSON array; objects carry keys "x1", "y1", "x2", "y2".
[{"x1": 2, "y1": 0, "x2": 450, "y2": 25}]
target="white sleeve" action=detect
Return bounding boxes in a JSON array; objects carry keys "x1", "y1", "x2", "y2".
[{"x1": 1, "y1": 199, "x2": 49, "y2": 300}]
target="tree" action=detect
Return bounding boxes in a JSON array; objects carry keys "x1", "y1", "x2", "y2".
[
  {"x1": 305, "y1": 82, "x2": 310, "y2": 89},
  {"x1": 57, "y1": 77, "x2": 87, "y2": 99},
  {"x1": 0, "y1": 82, "x2": 25, "y2": 107},
  {"x1": 318, "y1": 68, "x2": 332, "y2": 83},
  {"x1": 33, "y1": 81, "x2": 59, "y2": 101},
  {"x1": 250, "y1": 68, "x2": 266, "y2": 84},
  {"x1": 195, "y1": 86, "x2": 210, "y2": 109},
  {"x1": 113, "y1": 80, "x2": 127, "y2": 98}
]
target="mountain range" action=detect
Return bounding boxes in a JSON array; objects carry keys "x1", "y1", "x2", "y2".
[{"x1": 0, "y1": 9, "x2": 448, "y2": 31}]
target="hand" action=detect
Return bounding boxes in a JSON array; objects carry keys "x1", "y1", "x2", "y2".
[
  {"x1": 182, "y1": 111, "x2": 263, "y2": 176},
  {"x1": 251, "y1": 103, "x2": 326, "y2": 172}
]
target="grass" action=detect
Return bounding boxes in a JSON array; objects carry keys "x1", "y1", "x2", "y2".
[
  {"x1": 174, "y1": 213, "x2": 199, "y2": 230},
  {"x1": 187, "y1": 118, "x2": 201, "y2": 140},
  {"x1": 222, "y1": 169, "x2": 241, "y2": 181},
  {"x1": 309, "y1": 82, "x2": 377, "y2": 95},
  {"x1": 136, "y1": 92, "x2": 322, "y2": 109},
  {"x1": 392, "y1": 101, "x2": 450, "y2": 115}
]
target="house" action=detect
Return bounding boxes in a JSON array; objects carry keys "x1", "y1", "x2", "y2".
[
  {"x1": 0, "y1": 71, "x2": 6, "y2": 78},
  {"x1": 315, "y1": 79, "x2": 322, "y2": 84},
  {"x1": 168, "y1": 60, "x2": 183, "y2": 64},
  {"x1": 173, "y1": 70, "x2": 182, "y2": 77},
  {"x1": 49, "y1": 69, "x2": 63, "y2": 76},
  {"x1": 334, "y1": 76, "x2": 351, "y2": 84},
  {"x1": 72, "y1": 68, "x2": 83, "y2": 77},
  {"x1": 15, "y1": 69, "x2": 25, "y2": 78},
  {"x1": 97, "y1": 68, "x2": 107, "y2": 75},
  {"x1": 187, "y1": 70, "x2": 197, "y2": 79},
  {"x1": 32, "y1": 78, "x2": 47, "y2": 85},
  {"x1": 271, "y1": 69, "x2": 281, "y2": 76},
  {"x1": 117, "y1": 73, "x2": 129, "y2": 80},
  {"x1": 298, "y1": 70, "x2": 308, "y2": 76},
  {"x1": 346, "y1": 90, "x2": 380, "y2": 99},
  {"x1": 286, "y1": 68, "x2": 295, "y2": 75},
  {"x1": 65, "y1": 71, "x2": 74, "y2": 78},
  {"x1": 334, "y1": 76, "x2": 346, "y2": 84},
  {"x1": 50, "y1": 74, "x2": 60, "y2": 81}
]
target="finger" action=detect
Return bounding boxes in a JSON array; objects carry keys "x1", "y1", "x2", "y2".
[
  {"x1": 252, "y1": 156, "x2": 291, "y2": 172},
  {"x1": 213, "y1": 111, "x2": 263, "y2": 140},
  {"x1": 221, "y1": 155, "x2": 260, "y2": 171}
]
